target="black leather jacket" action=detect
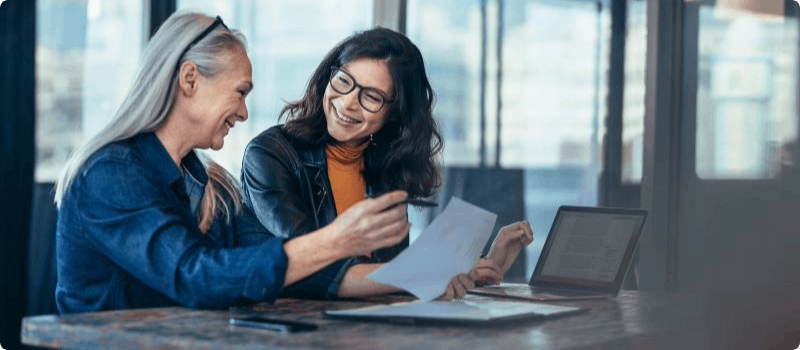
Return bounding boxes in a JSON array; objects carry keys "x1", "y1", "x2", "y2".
[{"x1": 241, "y1": 125, "x2": 409, "y2": 299}]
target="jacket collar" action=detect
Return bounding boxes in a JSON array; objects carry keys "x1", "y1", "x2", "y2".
[
  {"x1": 296, "y1": 141, "x2": 386, "y2": 198},
  {"x1": 134, "y1": 132, "x2": 207, "y2": 189},
  {"x1": 297, "y1": 143, "x2": 326, "y2": 169}
]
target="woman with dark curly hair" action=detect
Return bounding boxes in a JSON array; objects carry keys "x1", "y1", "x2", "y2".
[{"x1": 241, "y1": 27, "x2": 532, "y2": 300}]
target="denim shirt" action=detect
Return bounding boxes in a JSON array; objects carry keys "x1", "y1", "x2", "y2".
[{"x1": 56, "y1": 132, "x2": 288, "y2": 314}]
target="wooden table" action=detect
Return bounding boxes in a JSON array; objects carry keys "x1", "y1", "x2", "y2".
[{"x1": 21, "y1": 291, "x2": 709, "y2": 349}]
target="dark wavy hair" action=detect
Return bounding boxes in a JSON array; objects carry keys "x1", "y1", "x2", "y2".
[{"x1": 281, "y1": 27, "x2": 442, "y2": 198}]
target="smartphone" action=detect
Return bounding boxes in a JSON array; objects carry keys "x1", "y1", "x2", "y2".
[{"x1": 229, "y1": 316, "x2": 318, "y2": 333}]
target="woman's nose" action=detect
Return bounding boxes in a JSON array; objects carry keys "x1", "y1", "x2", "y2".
[
  {"x1": 340, "y1": 88, "x2": 361, "y2": 110},
  {"x1": 237, "y1": 101, "x2": 248, "y2": 121}
]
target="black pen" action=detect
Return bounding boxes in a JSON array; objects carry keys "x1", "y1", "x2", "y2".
[
  {"x1": 370, "y1": 195, "x2": 438, "y2": 208},
  {"x1": 404, "y1": 198, "x2": 438, "y2": 207}
]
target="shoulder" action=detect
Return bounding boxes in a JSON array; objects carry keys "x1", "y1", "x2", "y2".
[
  {"x1": 249, "y1": 125, "x2": 292, "y2": 148},
  {"x1": 82, "y1": 138, "x2": 148, "y2": 179},
  {"x1": 244, "y1": 125, "x2": 301, "y2": 163},
  {"x1": 72, "y1": 138, "x2": 162, "y2": 209}
]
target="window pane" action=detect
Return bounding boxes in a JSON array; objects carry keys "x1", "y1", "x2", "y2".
[
  {"x1": 177, "y1": 0, "x2": 373, "y2": 174},
  {"x1": 407, "y1": 0, "x2": 483, "y2": 166},
  {"x1": 501, "y1": 0, "x2": 609, "y2": 171},
  {"x1": 504, "y1": 0, "x2": 610, "y2": 274},
  {"x1": 695, "y1": 6, "x2": 798, "y2": 179},
  {"x1": 621, "y1": 0, "x2": 647, "y2": 184},
  {"x1": 36, "y1": 0, "x2": 144, "y2": 182},
  {"x1": 409, "y1": 0, "x2": 612, "y2": 278}
]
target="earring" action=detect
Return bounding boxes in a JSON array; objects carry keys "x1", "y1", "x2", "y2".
[{"x1": 369, "y1": 134, "x2": 378, "y2": 147}]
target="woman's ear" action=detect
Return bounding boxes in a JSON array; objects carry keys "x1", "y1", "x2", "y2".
[{"x1": 177, "y1": 61, "x2": 199, "y2": 96}]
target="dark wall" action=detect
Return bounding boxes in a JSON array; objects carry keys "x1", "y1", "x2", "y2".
[
  {"x1": 1, "y1": 0, "x2": 36, "y2": 348},
  {"x1": 28, "y1": 183, "x2": 59, "y2": 317},
  {"x1": 434, "y1": 167, "x2": 528, "y2": 282}
]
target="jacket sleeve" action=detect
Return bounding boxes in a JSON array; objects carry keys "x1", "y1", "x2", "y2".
[
  {"x1": 241, "y1": 130, "x2": 360, "y2": 299},
  {"x1": 77, "y1": 157, "x2": 288, "y2": 309}
]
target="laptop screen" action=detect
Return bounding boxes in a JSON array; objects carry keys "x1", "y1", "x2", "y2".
[{"x1": 531, "y1": 206, "x2": 647, "y2": 293}]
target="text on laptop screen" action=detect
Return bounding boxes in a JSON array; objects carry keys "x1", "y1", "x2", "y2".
[{"x1": 539, "y1": 212, "x2": 644, "y2": 282}]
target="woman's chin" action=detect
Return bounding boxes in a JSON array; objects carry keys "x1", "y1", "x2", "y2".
[
  {"x1": 327, "y1": 130, "x2": 365, "y2": 147},
  {"x1": 209, "y1": 139, "x2": 225, "y2": 151}
]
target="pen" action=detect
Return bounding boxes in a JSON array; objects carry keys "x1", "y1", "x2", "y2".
[
  {"x1": 369, "y1": 195, "x2": 438, "y2": 208},
  {"x1": 404, "y1": 198, "x2": 438, "y2": 207}
]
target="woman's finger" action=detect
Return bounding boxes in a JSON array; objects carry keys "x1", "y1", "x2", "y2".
[
  {"x1": 359, "y1": 190, "x2": 408, "y2": 214},
  {"x1": 506, "y1": 222, "x2": 526, "y2": 239},
  {"x1": 475, "y1": 258, "x2": 502, "y2": 274},
  {"x1": 452, "y1": 275, "x2": 468, "y2": 299},
  {"x1": 439, "y1": 281, "x2": 455, "y2": 301},
  {"x1": 469, "y1": 263, "x2": 502, "y2": 285},
  {"x1": 521, "y1": 221, "x2": 534, "y2": 245},
  {"x1": 503, "y1": 221, "x2": 532, "y2": 246},
  {"x1": 459, "y1": 273, "x2": 475, "y2": 290},
  {"x1": 366, "y1": 218, "x2": 409, "y2": 241}
]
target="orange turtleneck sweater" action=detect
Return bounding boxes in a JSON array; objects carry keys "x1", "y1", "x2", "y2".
[{"x1": 326, "y1": 142, "x2": 370, "y2": 215}]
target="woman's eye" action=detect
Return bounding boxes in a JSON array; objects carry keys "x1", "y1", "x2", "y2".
[{"x1": 364, "y1": 92, "x2": 382, "y2": 103}]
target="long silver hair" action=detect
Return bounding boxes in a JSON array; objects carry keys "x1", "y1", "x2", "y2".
[{"x1": 55, "y1": 10, "x2": 247, "y2": 232}]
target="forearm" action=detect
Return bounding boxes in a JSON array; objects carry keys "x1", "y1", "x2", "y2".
[
  {"x1": 337, "y1": 263, "x2": 403, "y2": 298},
  {"x1": 282, "y1": 226, "x2": 348, "y2": 287}
]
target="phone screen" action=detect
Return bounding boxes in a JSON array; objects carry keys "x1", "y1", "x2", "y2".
[{"x1": 229, "y1": 317, "x2": 318, "y2": 333}]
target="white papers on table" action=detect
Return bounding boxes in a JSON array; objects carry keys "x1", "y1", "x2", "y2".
[{"x1": 368, "y1": 197, "x2": 497, "y2": 302}]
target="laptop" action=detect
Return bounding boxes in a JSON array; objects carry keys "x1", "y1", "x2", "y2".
[
  {"x1": 324, "y1": 297, "x2": 586, "y2": 325},
  {"x1": 469, "y1": 206, "x2": 647, "y2": 301}
]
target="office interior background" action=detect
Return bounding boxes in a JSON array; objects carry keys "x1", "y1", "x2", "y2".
[{"x1": 1, "y1": 0, "x2": 798, "y2": 349}]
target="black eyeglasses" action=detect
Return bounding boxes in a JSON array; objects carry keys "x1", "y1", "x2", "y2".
[
  {"x1": 329, "y1": 66, "x2": 395, "y2": 113},
  {"x1": 173, "y1": 16, "x2": 228, "y2": 75}
]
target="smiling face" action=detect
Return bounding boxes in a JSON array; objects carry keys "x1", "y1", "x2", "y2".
[
  {"x1": 190, "y1": 48, "x2": 253, "y2": 150},
  {"x1": 323, "y1": 58, "x2": 394, "y2": 147}
]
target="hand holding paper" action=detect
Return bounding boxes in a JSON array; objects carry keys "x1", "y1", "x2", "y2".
[
  {"x1": 440, "y1": 259, "x2": 503, "y2": 300},
  {"x1": 368, "y1": 197, "x2": 497, "y2": 302}
]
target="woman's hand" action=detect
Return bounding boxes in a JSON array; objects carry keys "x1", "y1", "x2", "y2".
[
  {"x1": 486, "y1": 221, "x2": 534, "y2": 275},
  {"x1": 283, "y1": 191, "x2": 408, "y2": 287},
  {"x1": 437, "y1": 259, "x2": 503, "y2": 300},
  {"x1": 327, "y1": 190, "x2": 410, "y2": 258},
  {"x1": 438, "y1": 273, "x2": 474, "y2": 300}
]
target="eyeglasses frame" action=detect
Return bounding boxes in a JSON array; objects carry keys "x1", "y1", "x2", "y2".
[{"x1": 328, "y1": 66, "x2": 395, "y2": 113}]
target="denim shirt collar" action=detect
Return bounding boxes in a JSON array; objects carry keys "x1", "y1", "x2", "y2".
[{"x1": 134, "y1": 132, "x2": 208, "y2": 191}]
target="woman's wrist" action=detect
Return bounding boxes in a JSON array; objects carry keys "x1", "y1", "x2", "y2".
[{"x1": 313, "y1": 224, "x2": 349, "y2": 261}]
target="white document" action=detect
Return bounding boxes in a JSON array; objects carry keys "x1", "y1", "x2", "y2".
[
  {"x1": 325, "y1": 297, "x2": 585, "y2": 322},
  {"x1": 368, "y1": 197, "x2": 497, "y2": 302}
]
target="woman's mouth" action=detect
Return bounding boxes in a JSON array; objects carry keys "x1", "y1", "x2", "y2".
[{"x1": 334, "y1": 105, "x2": 361, "y2": 124}]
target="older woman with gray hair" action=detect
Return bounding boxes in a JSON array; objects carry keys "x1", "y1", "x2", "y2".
[{"x1": 54, "y1": 10, "x2": 410, "y2": 314}]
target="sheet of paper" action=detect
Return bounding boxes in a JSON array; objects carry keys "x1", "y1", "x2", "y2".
[
  {"x1": 325, "y1": 298, "x2": 584, "y2": 320},
  {"x1": 368, "y1": 197, "x2": 497, "y2": 302}
]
